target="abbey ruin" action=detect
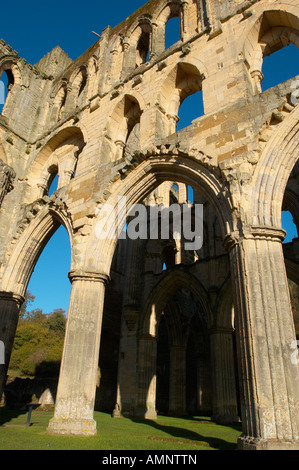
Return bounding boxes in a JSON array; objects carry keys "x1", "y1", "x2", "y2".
[{"x1": 0, "y1": 0, "x2": 298, "y2": 450}]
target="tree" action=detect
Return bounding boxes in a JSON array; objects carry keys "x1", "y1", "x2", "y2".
[
  {"x1": 9, "y1": 305, "x2": 66, "y2": 377},
  {"x1": 19, "y1": 290, "x2": 35, "y2": 319},
  {"x1": 47, "y1": 309, "x2": 66, "y2": 336}
]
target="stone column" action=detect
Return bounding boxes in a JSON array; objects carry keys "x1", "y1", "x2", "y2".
[
  {"x1": 225, "y1": 227, "x2": 299, "y2": 450},
  {"x1": 47, "y1": 270, "x2": 109, "y2": 436},
  {"x1": 181, "y1": 1, "x2": 189, "y2": 41},
  {"x1": 197, "y1": 351, "x2": 212, "y2": 414},
  {"x1": 0, "y1": 292, "x2": 24, "y2": 399},
  {"x1": 169, "y1": 345, "x2": 186, "y2": 415},
  {"x1": 136, "y1": 334, "x2": 158, "y2": 419},
  {"x1": 251, "y1": 70, "x2": 264, "y2": 94},
  {"x1": 209, "y1": 327, "x2": 239, "y2": 424},
  {"x1": 114, "y1": 307, "x2": 139, "y2": 417}
]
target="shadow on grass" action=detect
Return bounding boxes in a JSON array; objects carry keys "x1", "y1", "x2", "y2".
[
  {"x1": 189, "y1": 416, "x2": 242, "y2": 433},
  {"x1": 128, "y1": 415, "x2": 241, "y2": 450},
  {"x1": 0, "y1": 407, "x2": 28, "y2": 426}
]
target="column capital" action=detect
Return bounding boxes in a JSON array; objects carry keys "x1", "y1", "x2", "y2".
[
  {"x1": 0, "y1": 291, "x2": 25, "y2": 306},
  {"x1": 224, "y1": 226, "x2": 286, "y2": 252},
  {"x1": 68, "y1": 270, "x2": 110, "y2": 285}
]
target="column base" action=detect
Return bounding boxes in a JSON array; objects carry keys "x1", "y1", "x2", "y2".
[
  {"x1": 134, "y1": 408, "x2": 158, "y2": 420},
  {"x1": 144, "y1": 410, "x2": 158, "y2": 420},
  {"x1": 213, "y1": 414, "x2": 241, "y2": 425},
  {"x1": 47, "y1": 417, "x2": 97, "y2": 437},
  {"x1": 238, "y1": 435, "x2": 299, "y2": 450}
]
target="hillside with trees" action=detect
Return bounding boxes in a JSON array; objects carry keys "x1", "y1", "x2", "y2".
[{"x1": 8, "y1": 292, "x2": 66, "y2": 378}]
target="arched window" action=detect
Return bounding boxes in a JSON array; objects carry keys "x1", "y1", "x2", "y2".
[
  {"x1": 106, "y1": 95, "x2": 142, "y2": 161},
  {"x1": 156, "y1": 3, "x2": 181, "y2": 52},
  {"x1": 0, "y1": 68, "x2": 14, "y2": 115},
  {"x1": 244, "y1": 10, "x2": 299, "y2": 94},
  {"x1": 158, "y1": 62, "x2": 204, "y2": 136},
  {"x1": 51, "y1": 85, "x2": 67, "y2": 123},
  {"x1": 72, "y1": 68, "x2": 87, "y2": 108},
  {"x1": 165, "y1": 15, "x2": 181, "y2": 49},
  {"x1": 136, "y1": 30, "x2": 150, "y2": 66}
]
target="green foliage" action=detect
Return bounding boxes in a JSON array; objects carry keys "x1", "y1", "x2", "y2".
[
  {"x1": 9, "y1": 294, "x2": 66, "y2": 378},
  {"x1": 19, "y1": 291, "x2": 35, "y2": 319}
]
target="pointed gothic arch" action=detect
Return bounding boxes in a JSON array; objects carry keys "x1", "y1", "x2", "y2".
[
  {"x1": 0, "y1": 204, "x2": 73, "y2": 298},
  {"x1": 87, "y1": 152, "x2": 234, "y2": 278}
]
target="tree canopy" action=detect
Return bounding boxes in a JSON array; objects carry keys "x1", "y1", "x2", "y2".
[{"x1": 9, "y1": 291, "x2": 66, "y2": 377}]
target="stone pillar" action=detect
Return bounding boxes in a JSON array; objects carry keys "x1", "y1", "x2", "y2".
[
  {"x1": 47, "y1": 270, "x2": 109, "y2": 436},
  {"x1": 251, "y1": 70, "x2": 264, "y2": 94},
  {"x1": 169, "y1": 345, "x2": 186, "y2": 415},
  {"x1": 181, "y1": 1, "x2": 189, "y2": 41},
  {"x1": 136, "y1": 334, "x2": 157, "y2": 419},
  {"x1": 209, "y1": 327, "x2": 239, "y2": 424},
  {"x1": 225, "y1": 227, "x2": 299, "y2": 450},
  {"x1": 121, "y1": 38, "x2": 135, "y2": 80},
  {"x1": 151, "y1": 24, "x2": 165, "y2": 56},
  {"x1": 114, "y1": 307, "x2": 139, "y2": 417},
  {"x1": 0, "y1": 292, "x2": 24, "y2": 399},
  {"x1": 197, "y1": 351, "x2": 212, "y2": 414}
]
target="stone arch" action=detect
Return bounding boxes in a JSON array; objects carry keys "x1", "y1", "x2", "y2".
[
  {"x1": 0, "y1": 203, "x2": 73, "y2": 298},
  {"x1": 251, "y1": 104, "x2": 299, "y2": 229},
  {"x1": 90, "y1": 153, "x2": 233, "y2": 277},
  {"x1": 0, "y1": 57, "x2": 22, "y2": 87},
  {"x1": 157, "y1": 60, "x2": 204, "y2": 135},
  {"x1": 50, "y1": 82, "x2": 68, "y2": 123},
  {"x1": 141, "y1": 268, "x2": 211, "y2": 337},
  {"x1": 102, "y1": 94, "x2": 143, "y2": 161},
  {"x1": 0, "y1": 57, "x2": 23, "y2": 115},
  {"x1": 242, "y1": 6, "x2": 299, "y2": 93},
  {"x1": 25, "y1": 126, "x2": 85, "y2": 201},
  {"x1": 154, "y1": 0, "x2": 182, "y2": 52},
  {"x1": 133, "y1": 20, "x2": 152, "y2": 67},
  {"x1": 135, "y1": 267, "x2": 211, "y2": 418},
  {"x1": 122, "y1": 17, "x2": 153, "y2": 73},
  {"x1": 69, "y1": 66, "x2": 88, "y2": 109}
]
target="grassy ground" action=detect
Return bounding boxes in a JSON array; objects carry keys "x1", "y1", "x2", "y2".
[{"x1": 0, "y1": 407, "x2": 242, "y2": 451}]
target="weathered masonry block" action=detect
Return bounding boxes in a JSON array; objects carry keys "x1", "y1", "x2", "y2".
[{"x1": 0, "y1": 0, "x2": 298, "y2": 450}]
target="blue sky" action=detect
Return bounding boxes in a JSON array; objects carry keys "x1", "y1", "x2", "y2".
[{"x1": 0, "y1": 1, "x2": 298, "y2": 314}]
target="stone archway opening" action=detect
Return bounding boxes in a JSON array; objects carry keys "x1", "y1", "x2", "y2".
[{"x1": 0, "y1": 207, "x2": 73, "y2": 404}]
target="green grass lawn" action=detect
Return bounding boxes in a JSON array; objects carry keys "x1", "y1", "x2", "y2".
[{"x1": 0, "y1": 407, "x2": 242, "y2": 451}]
